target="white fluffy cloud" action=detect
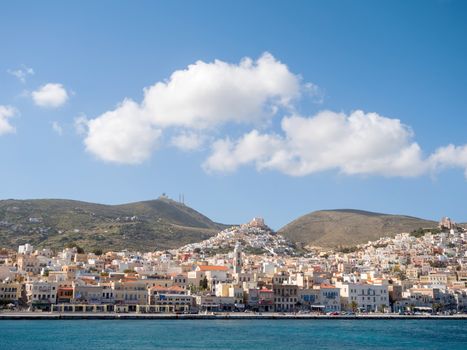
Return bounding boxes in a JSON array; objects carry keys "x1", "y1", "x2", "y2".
[
  {"x1": 32, "y1": 83, "x2": 69, "y2": 108},
  {"x1": 429, "y1": 144, "x2": 467, "y2": 178},
  {"x1": 0, "y1": 105, "x2": 17, "y2": 135},
  {"x1": 82, "y1": 53, "x2": 302, "y2": 163},
  {"x1": 77, "y1": 52, "x2": 467, "y2": 179},
  {"x1": 82, "y1": 100, "x2": 161, "y2": 164},
  {"x1": 143, "y1": 52, "x2": 300, "y2": 128},
  {"x1": 203, "y1": 130, "x2": 284, "y2": 173},
  {"x1": 203, "y1": 110, "x2": 428, "y2": 177}
]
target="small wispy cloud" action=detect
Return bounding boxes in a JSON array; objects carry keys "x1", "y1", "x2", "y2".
[
  {"x1": 7, "y1": 65, "x2": 34, "y2": 83},
  {"x1": 73, "y1": 114, "x2": 89, "y2": 135},
  {"x1": 0, "y1": 105, "x2": 18, "y2": 135},
  {"x1": 171, "y1": 131, "x2": 206, "y2": 151},
  {"x1": 303, "y1": 82, "x2": 325, "y2": 104},
  {"x1": 52, "y1": 121, "x2": 63, "y2": 136}
]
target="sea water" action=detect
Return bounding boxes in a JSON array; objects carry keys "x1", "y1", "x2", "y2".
[{"x1": 0, "y1": 319, "x2": 466, "y2": 349}]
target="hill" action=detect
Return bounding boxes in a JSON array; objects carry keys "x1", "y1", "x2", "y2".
[
  {"x1": 0, "y1": 198, "x2": 227, "y2": 251},
  {"x1": 179, "y1": 218, "x2": 300, "y2": 256},
  {"x1": 278, "y1": 209, "x2": 437, "y2": 248}
]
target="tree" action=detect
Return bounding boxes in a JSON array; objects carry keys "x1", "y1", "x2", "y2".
[
  {"x1": 432, "y1": 302, "x2": 444, "y2": 313},
  {"x1": 429, "y1": 260, "x2": 447, "y2": 268},
  {"x1": 188, "y1": 283, "x2": 198, "y2": 294},
  {"x1": 350, "y1": 301, "x2": 358, "y2": 313},
  {"x1": 392, "y1": 265, "x2": 407, "y2": 281},
  {"x1": 338, "y1": 246, "x2": 359, "y2": 253},
  {"x1": 199, "y1": 276, "x2": 208, "y2": 290},
  {"x1": 92, "y1": 249, "x2": 103, "y2": 256},
  {"x1": 65, "y1": 243, "x2": 84, "y2": 253},
  {"x1": 295, "y1": 301, "x2": 302, "y2": 311}
]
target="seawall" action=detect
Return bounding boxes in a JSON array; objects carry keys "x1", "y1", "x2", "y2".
[{"x1": 1, "y1": 312, "x2": 466, "y2": 320}]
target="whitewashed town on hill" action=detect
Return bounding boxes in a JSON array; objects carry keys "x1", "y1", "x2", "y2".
[{"x1": 1, "y1": 216, "x2": 466, "y2": 315}]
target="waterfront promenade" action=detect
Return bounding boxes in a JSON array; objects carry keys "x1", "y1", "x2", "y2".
[{"x1": 1, "y1": 311, "x2": 466, "y2": 320}]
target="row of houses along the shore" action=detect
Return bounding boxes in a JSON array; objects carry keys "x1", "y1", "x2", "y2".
[{"x1": 1, "y1": 217, "x2": 466, "y2": 314}]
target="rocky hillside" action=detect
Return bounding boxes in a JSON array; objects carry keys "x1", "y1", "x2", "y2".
[
  {"x1": 279, "y1": 209, "x2": 437, "y2": 248},
  {"x1": 0, "y1": 198, "x2": 227, "y2": 251}
]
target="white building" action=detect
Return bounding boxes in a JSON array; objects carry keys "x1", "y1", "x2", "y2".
[
  {"x1": 25, "y1": 281, "x2": 58, "y2": 309},
  {"x1": 336, "y1": 281, "x2": 389, "y2": 312},
  {"x1": 18, "y1": 244, "x2": 34, "y2": 255}
]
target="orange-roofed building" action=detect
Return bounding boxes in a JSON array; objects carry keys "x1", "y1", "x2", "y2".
[
  {"x1": 196, "y1": 265, "x2": 229, "y2": 272},
  {"x1": 149, "y1": 285, "x2": 186, "y2": 293},
  {"x1": 247, "y1": 287, "x2": 274, "y2": 312},
  {"x1": 57, "y1": 287, "x2": 73, "y2": 303}
]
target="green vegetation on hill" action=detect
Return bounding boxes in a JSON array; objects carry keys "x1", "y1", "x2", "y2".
[
  {"x1": 410, "y1": 227, "x2": 441, "y2": 238},
  {"x1": 0, "y1": 198, "x2": 227, "y2": 251},
  {"x1": 279, "y1": 209, "x2": 437, "y2": 248}
]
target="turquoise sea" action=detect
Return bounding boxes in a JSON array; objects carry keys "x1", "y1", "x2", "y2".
[{"x1": 0, "y1": 319, "x2": 466, "y2": 349}]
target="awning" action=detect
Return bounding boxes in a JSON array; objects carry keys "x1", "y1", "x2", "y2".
[{"x1": 413, "y1": 306, "x2": 432, "y2": 310}]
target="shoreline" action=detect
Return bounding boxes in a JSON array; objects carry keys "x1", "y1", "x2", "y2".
[{"x1": 1, "y1": 312, "x2": 466, "y2": 320}]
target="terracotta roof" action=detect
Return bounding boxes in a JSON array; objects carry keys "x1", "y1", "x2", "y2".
[
  {"x1": 168, "y1": 272, "x2": 187, "y2": 277},
  {"x1": 123, "y1": 275, "x2": 138, "y2": 280},
  {"x1": 320, "y1": 283, "x2": 337, "y2": 289},
  {"x1": 197, "y1": 265, "x2": 228, "y2": 272},
  {"x1": 121, "y1": 278, "x2": 139, "y2": 282},
  {"x1": 150, "y1": 285, "x2": 185, "y2": 292}
]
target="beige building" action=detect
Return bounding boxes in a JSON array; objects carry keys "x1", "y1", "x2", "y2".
[
  {"x1": 112, "y1": 280, "x2": 148, "y2": 306},
  {"x1": 17, "y1": 254, "x2": 42, "y2": 274},
  {"x1": 0, "y1": 281, "x2": 22, "y2": 304}
]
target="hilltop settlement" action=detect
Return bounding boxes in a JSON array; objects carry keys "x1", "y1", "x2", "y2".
[{"x1": 1, "y1": 216, "x2": 467, "y2": 315}]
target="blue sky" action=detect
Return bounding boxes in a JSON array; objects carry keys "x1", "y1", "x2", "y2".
[{"x1": 1, "y1": 0, "x2": 467, "y2": 229}]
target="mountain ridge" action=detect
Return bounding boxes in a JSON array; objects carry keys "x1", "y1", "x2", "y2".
[
  {"x1": 0, "y1": 197, "x2": 227, "y2": 251},
  {"x1": 279, "y1": 209, "x2": 438, "y2": 248},
  {"x1": 0, "y1": 199, "x2": 445, "y2": 251}
]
